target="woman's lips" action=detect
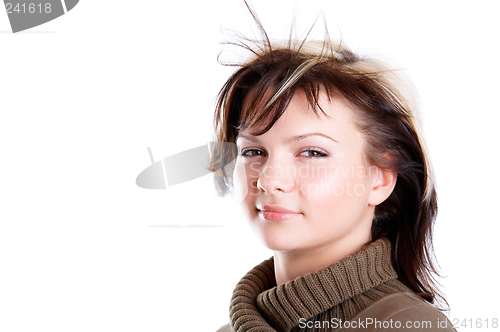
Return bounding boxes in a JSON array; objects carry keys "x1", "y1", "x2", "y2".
[{"x1": 257, "y1": 205, "x2": 302, "y2": 221}]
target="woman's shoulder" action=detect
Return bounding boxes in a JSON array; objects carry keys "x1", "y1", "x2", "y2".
[{"x1": 339, "y1": 292, "x2": 456, "y2": 331}]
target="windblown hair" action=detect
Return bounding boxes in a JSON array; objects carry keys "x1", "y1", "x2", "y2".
[{"x1": 210, "y1": 2, "x2": 446, "y2": 309}]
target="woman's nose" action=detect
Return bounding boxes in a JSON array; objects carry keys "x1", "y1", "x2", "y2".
[{"x1": 256, "y1": 162, "x2": 295, "y2": 194}]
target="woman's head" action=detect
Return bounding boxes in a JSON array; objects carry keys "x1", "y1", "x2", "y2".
[
  {"x1": 234, "y1": 87, "x2": 398, "y2": 261},
  {"x1": 211, "y1": 14, "x2": 442, "y2": 306}
]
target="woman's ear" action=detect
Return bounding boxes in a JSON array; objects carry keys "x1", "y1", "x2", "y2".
[{"x1": 367, "y1": 164, "x2": 398, "y2": 206}]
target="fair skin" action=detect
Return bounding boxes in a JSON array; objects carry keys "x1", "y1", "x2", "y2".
[{"x1": 234, "y1": 90, "x2": 397, "y2": 286}]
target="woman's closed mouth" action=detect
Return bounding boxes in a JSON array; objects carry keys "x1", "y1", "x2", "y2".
[{"x1": 257, "y1": 204, "x2": 302, "y2": 221}]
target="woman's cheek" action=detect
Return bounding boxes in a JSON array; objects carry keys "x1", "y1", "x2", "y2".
[
  {"x1": 232, "y1": 158, "x2": 249, "y2": 203},
  {"x1": 233, "y1": 158, "x2": 262, "y2": 203},
  {"x1": 297, "y1": 166, "x2": 340, "y2": 201}
]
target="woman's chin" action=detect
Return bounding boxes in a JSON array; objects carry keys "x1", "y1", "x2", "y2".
[{"x1": 253, "y1": 228, "x2": 304, "y2": 252}]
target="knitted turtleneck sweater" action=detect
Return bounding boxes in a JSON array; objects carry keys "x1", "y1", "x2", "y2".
[{"x1": 225, "y1": 237, "x2": 415, "y2": 332}]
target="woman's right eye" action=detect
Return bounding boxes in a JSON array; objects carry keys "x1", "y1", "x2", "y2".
[{"x1": 240, "y1": 149, "x2": 265, "y2": 157}]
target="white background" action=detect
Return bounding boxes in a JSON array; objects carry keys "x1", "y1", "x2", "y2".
[{"x1": 1, "y1": 1, "x2": 499, "y2": 331}]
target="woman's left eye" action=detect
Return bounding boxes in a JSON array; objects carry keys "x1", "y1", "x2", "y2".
[{"x1": 299, "y1": 149, "x2": 328, "y2": 158}]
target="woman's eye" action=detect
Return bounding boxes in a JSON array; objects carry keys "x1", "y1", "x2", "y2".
[
  {"x1": 240, "y1": 149, "x2": 265, "y2": 157},
  {"x1": 299, "y1": 149, "x2": 328, "y2": 158}
]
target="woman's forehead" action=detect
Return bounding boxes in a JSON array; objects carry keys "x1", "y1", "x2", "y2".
[
  {"x1": 238, "y1": 92, "x2": 360, "y2": 141},
  {"x1": 240, "y1": 89, "x2": 356, "y2": 130}
]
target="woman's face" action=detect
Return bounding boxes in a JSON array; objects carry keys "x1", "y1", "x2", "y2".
[{"x1": 234, "y1": 90, "x2": 381, "y2": 254}]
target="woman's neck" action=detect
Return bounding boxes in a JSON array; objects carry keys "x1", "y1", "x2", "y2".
[{"x1": 273, "y1": 230, "x2": 372, "y2": 286}]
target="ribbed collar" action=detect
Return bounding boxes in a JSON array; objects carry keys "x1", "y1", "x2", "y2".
[{"x1": 229, "y1": 237, "x2": 398, "y2": 332}]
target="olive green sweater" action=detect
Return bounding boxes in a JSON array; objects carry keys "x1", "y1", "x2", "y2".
[{"x1": 217, "y1": 237, "x2": 454, "y2": 332}]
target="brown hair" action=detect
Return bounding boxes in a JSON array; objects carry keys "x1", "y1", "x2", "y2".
[{"x1": 211, "y1": 2, "x2": 447, "y2": 309}]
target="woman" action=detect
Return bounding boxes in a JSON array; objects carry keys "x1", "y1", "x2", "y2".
[{"x1": 211, "y1": 4, "x2": 455, "y2": 331}]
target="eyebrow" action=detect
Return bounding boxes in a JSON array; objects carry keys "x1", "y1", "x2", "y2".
[{"x1": 237, "y1": 132, "x2": 338, "y2": 144}]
